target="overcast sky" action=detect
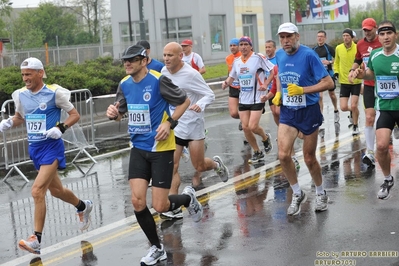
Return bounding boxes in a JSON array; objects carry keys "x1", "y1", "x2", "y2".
[{"x1": 8, "y1": 0, "x2": 372, "y2": 9}]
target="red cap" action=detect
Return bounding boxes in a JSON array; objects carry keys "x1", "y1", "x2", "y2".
[
  {"x1": 362, "y1": 18, "x2": 377, "y2": 30},
  {"x1": 181, "y1": 39, "x2": 193, "y2": 46}
]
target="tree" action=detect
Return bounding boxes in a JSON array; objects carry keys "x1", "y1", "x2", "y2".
[
  {"x1": 13, "y1": 3, "x2": 79, "y2": 49},
  {"x1": 349, "y1": 0, "x2": 398, "y2": 28},
  {"x1": 289, "y1": 0, "x2": 308, "y2": 12},
  {"x1": 61, "y1": 0, "x2": 111, "y2": 43},
  {"x1": 0, "y1": 0, "x2": 12, "y2": 40},
  {"x1": 0, "y1": 0, "x2": 12, "y2": 17}
]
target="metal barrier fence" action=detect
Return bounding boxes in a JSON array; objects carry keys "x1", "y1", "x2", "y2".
[
  {"x1": 1, "y1": 88, "x2": 98, "y2": 183},
  {"x1": 3, "y1": 171, "x2": 102, "y2": 257}
]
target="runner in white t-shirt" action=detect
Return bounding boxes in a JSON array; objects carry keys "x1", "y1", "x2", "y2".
[
  {"x1": 181, "y1": 39, "x2": 206, "y2": 74},
  {"x1": 160, "y1": 42, "x2": 229, "y2": 220},
  {"x1": 222, "y1": 36, "x2": 274, "y2": 164}
]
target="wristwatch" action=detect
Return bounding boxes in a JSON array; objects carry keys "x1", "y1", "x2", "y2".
[
  {"x1": 167, "y1": 117, "x2": 178, "y2": 129},
  {"x1": 56, "y1": 122, "x2": 69, "y2": 134}
]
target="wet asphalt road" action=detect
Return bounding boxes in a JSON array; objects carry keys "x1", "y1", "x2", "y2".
[{"x1": 2, "y1": 90, "x2": 399, "y2": 266}]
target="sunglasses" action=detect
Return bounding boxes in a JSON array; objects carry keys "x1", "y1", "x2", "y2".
[{"x1": 122, "y1": 57, "x2": 142, "y2": 63}]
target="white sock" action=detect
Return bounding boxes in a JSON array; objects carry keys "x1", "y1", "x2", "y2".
[
  {"x1": 291, "y1": 183, "x2": 301, "y2": 195},
  {"x1": 364, "y1": 126, "x2": 375, "y2": 151},
  {"x1": 385, "y1": 175, "x2": 393, "y2": 181},
  {"x1": 316, "y1": 185, "x2": 324, "y2": 195}
]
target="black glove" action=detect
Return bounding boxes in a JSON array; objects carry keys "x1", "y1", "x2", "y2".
[{"x1": 333, "y1": 73, "x2": 339, "y2": 80}]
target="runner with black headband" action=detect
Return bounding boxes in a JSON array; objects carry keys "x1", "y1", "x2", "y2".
[
  {"x1": 351, "y1": 20, "x2": 399, "y2": 200},
  {"x1": 222, "y1": 36, "x2": 275, "y2": 163}
]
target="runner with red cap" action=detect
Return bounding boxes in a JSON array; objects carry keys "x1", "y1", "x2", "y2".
[
  {"x1": 348, "y1": 18, "x2": 381, "y2": 169},
  {"x1": 181, "y1": 39, "x2": 206, "y2": 74}
]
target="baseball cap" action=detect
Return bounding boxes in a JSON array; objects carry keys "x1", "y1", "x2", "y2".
[
  {"x1": 362, "y1": 18, "x2": 377, "y2": 30},
  {"x1": 181, "y1": 39, "x2": 193, "y2": 46},
  {"x1": 121, "y1": 45, "x2": 147, "y2": 59},
  {"x1": 136, "y1": 40, "x2": 150, "y2": 49},
  {"x1": 277, "y1": 22, "x2": 298, "y2": 34},
  {"x1": 20, "y1": 57, "x2": 47, "y2": 78}
]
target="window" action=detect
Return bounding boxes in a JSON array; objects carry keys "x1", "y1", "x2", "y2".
[
  {"x1": 120, "y1": 21, "x2": 149, "y2": 43},
  {"x1": 209, "y1": 15, "x2": 226, "y2": 52},
  {"x1": 242, "y1": 15, "x2": 258, "y2": 52},
  {"x1": 270, "y1": 14, "x2": 283, "y2": 44},
  {"x1": 161, "y1": 17, "x2": 192, "y2": 41}
]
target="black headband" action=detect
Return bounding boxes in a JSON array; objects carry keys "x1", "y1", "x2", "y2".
[{"x1": 377, "y1": 26, "x2": 397, "y2": 34}]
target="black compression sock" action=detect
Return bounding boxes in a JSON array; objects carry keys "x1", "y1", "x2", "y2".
[
  {"x1": 134, "y1": 207, "x2": 161, "y2": 249},
  {"x1": 75, "y1": 200, "x2": 86, "y2": 212}
]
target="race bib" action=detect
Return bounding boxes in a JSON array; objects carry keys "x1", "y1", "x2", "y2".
[
  {"x1": 239, "y1": 74, "x2": 254, "y2": 92},
  {"x1": 127, "y1": 104, "x2": 151, "y2": 134},
  {"x1": 376, "y1": 76, "x2": 399, "y2": 99},
  {"x1": 26, "y1": 114, "x2": 47, "y2": 141},
  {"x1": 282, "y1": 87, "x2": 306, "y2": 109}
]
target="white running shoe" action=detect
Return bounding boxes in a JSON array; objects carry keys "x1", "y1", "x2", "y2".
[
  {"x1": 77, "y1": 200, "x2": 93, "y2": 231},
  {"x1": 140, "y1": 244, "x2": 167, "y2": 265},
  {"x1": 182, "y1": 186, "x2": 203, "y2": 222}
]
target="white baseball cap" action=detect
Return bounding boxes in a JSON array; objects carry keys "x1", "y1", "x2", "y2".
[
  {"x1": 20, "y1": 57, "x2": 47, "y2": 78},
  {"x1": 277, "y1": 22, "x2": 299, "y2": 34}
]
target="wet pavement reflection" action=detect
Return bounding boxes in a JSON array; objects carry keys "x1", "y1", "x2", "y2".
[{"x1": 2, "y1": 93, "x2": 399, "y2": 266}]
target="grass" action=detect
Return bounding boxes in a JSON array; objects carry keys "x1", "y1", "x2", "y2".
[{"x1": 203, "y1": 63, "x2": 228, "y2": 81}]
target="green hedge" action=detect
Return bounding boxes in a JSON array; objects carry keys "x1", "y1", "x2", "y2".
[
  {"x1": 0, "y1": 57, "x2": 126, "y2": 103},
  {"x1": 0, "y1": 57, "x2": 228, "y2": 104}
]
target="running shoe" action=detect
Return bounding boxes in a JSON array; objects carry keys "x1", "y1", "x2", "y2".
[
  {"x1": 262, "y1": 133, "x2": 273, "y2": 154},
  {"x1": 362, "y1": 151, "x2": 375, "y2": 168},
  {"x1": 287, "y1": 190, "x2": 307, "y2": 216},
  {"x1": 352, "y1": 125, "x2": 359, "y2": 136},
  {"x1": 334, "y1": 111, "x2": 340, "y2": 123},
  {"x1": 181, "y1": 147, "x2": 190, "y2": 163},
  {"x1": 378, "y1": 178, "x2": 394, "y2": 200},
  {"x1": 348, "y1": 111, "x2": 353, "y2": 124},
  {"x1": 182, "y1": 186, "x2": 203, "y2": 222},
  {"x1": 248, "y1": 151, "x2": 265, "y2": 164},
  {"x1": 77, "y1": 200, "x2": 93, "y2": 231},
  {"x1": 213, "y1": 155, "x2": 229, "y2": 182},
  {"x1": 238, "y1": 122, "x2": 243, "y2": 131},
  {"x1": 160, "y1": 207, "x2": 183, "y2": 220},
  {"x1": 19, "y1": 235, "x2": 40, "y2": 254},
  {"x1": 315, "y1": 191, "x2": 329, "y2": 212},
  {"x1": 140, "y1": 244, "x2": 167, "y2": 265}
]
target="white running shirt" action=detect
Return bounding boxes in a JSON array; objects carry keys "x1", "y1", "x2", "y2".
[
  {"x1": 161, "y1": 63, "x2": 215, "y2": 140},
  {"x1": 229, "y1": 52, "x2": 274, "y2": 105}
]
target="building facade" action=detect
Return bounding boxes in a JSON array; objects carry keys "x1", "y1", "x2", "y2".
[{"x1": 110, "y1": 0, "x2": 290, "y2": 62}]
